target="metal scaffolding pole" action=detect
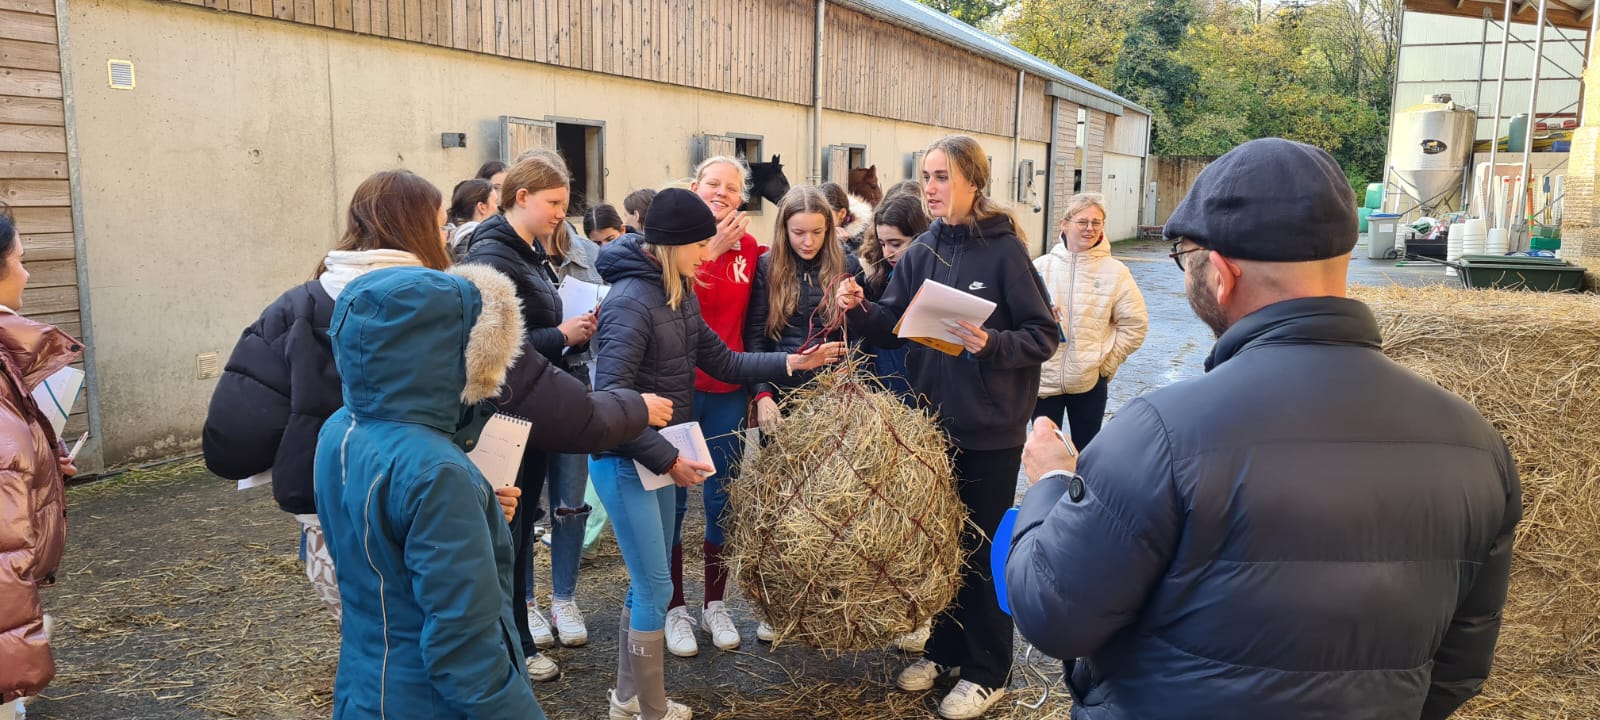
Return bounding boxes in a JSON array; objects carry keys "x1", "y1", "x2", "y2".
[
  {"x1": 1517, "y1": 0, "x2": 1551, "y2": 239},
  {"x1": 1466, "y1": 7, "x2": 1493, "y2": 209},
  {"x1": 1485, "y1": 0, "x2": 1514, "y2": 226}
]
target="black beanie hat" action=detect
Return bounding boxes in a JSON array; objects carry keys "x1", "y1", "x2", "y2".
[
  {"x1": 644, "y1": 188, "x2": 719, "y2": 247},
  {"x1": 1164, "y1": 138, "x2": 1357, "y2": 262}
]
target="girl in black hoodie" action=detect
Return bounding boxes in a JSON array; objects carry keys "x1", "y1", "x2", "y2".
[{"x1": 836, "y1": 136, "x2": 1059, "y2": 720}]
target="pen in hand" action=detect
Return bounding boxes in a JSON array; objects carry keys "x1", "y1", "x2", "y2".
[{"x1": 1054, "y1": 428, "x2": 1078, "y2": 458}]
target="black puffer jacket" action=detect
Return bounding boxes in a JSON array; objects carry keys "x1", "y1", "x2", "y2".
[
  {"x1": 593, "y1": 235, "x2": 789, "y2": 473},
  {"x1": 744, "y1": 252, "x2": 861, "y2": 399},
  {"x1": 204, "y1": 268, "x2": 650, "y2": 516},
  {"x1": 1007, "y1": 297, "x2": 1520, "y2": 720},
  {"x1": 203, "y1": 281, "x2": 340, "y2": 515},
  {"x1": 461, "y1": 214, "x2": 567, "y2": 363},
  {"x1": 847, "y1": 214, "x2": 1058, "y2": 450}
]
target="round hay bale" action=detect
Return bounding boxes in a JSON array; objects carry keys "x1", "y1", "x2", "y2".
[
  {"x1": 1355, "y1": 284, "x2": 1600, "y2": 720},
  {"x1": 726, "y1": 366, "x2": 965, "y2": 651}
]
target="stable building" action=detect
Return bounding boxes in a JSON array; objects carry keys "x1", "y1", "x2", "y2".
[{"x1": 0, "y1": 0, "x2": 1151, "y2": 471}]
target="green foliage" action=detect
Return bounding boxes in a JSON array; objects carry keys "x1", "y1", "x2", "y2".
[
  {"x1": 999, "y1": 0, "x2": 1131, "y2": 88},
  {"x1": 916, "y1": 0, "x2": 1013, "y2": 26},
  {"x1": 995, "y1": 0, "x2": 1399, "y2": 189}
]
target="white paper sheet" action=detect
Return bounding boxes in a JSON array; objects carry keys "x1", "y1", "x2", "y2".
[
  {"x1": 31, "y1": 366, "x2": 84, "y2": 438},
  {"x1": 467, "y1": 414, "x2": 533, "y2": 489},
  {"x1": 894, "y1": 279, "x2": 998, "y2": 347},
  {"x1": 558, "y1": 277, "x2": 611, "y2": 322},
  {"x1": 635, "y1": 422, "x2": 714, "y2": 491}
]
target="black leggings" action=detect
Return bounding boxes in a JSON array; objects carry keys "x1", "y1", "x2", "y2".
[
  {"x1": 923, "y1": 445, "x2": 1022, "y2": 689},
  {"x1": 511, "y1": 448, "x2": 549, "y2": 656},
  {"x1": 1033, "y1": 376, "x2": 1110, "y2": 451}
]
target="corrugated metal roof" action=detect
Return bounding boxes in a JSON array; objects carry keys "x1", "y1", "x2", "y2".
[{"x1": 833, "y1": 0, "x2": 1152, "y2": 116}]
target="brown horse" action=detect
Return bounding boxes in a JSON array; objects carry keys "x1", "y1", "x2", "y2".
[{"x1": 848, "y1": 165, "x2": 883, "y2": 207}]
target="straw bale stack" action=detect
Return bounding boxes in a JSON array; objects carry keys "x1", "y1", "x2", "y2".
[
  {"x1": 726, "y1": 366, "x2": 965, "y2": 651},
  {"x1": 1356, "y1": 285, "x2": 1600, "y2": 719}
]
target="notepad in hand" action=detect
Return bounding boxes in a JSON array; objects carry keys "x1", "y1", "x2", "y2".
[
  {"x1": 32, "y1": 366, "x2": 84, "y2": 438},
  {"x1": 558, "y1": 277, "x2": 611, "y2": 323},
  {"x1": 893, "y1": 279, "x2": 998, "y2": 356},
  {"x1": 467, "y1": 414, "x2": 533, "y2": 489},
  {"x1": 635, "y1": 422, "x2": 714, "y2": 491}
]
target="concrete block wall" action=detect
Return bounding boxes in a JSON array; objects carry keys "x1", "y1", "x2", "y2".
[{"x1": 1561, "y1": 44, "x2": 1600, "y2": 287}]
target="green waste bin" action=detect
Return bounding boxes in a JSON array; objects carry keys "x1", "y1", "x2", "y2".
[
  {"x1": 1364, "y1": 183, "x2": 1384, "y2": 210},
  {"x1": 1457, "y1": 256, "x2": 1586, "y2": 292}
]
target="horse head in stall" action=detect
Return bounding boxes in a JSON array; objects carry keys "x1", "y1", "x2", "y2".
[
  {"x1": 848, "y1": 165, "x2": 883, "y2": 207},
  {"x1": 748, "y1": 155, "x2": 791, "y2": 207}
]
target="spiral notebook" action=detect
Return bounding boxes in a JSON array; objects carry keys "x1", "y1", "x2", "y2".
[
  {"x1": 467, "y1": 413, "x2": 532, "y2": 489},
  {"x1": 634, "y1": 422, "x2": 714, "y2": 491}
]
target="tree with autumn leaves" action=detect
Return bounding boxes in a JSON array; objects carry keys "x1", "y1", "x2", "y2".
[{"x1": 939, "y1": 0, "x2": 1402, "y2": 188}]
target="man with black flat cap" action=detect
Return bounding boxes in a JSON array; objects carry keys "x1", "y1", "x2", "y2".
[{"x1": 1003, "y1": 138, "x2": 1521, "y2": 720}]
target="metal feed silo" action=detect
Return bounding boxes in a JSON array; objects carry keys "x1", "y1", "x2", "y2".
[{"x1": 1387, "y1": 93, "x2": 1476, "y2": 213}]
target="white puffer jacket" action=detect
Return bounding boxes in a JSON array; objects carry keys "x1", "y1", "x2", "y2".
[{"x1": 1034, "y1": 237, "x2": 1148, "y2": 396}]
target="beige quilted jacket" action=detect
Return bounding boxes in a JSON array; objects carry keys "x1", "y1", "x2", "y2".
[{"x1": 1034, "y1": 239, "x2": 1148, "y2": 396}]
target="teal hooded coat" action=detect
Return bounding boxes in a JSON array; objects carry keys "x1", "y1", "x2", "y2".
[{"x1": 314, "y1": 265, "x2": 544, "y2": 719}]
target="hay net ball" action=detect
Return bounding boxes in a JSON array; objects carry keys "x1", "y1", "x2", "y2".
[{"x1": 727, "y1": 361, "x2": 966, "y2": 651}]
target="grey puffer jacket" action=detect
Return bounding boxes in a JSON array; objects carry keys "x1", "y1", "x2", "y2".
[
  {"x1": 1006, "y1": 296, "x2": 1521, "y2": 720},
  {"x1": 592, "y1": 235, "x2": 790, "y2": 473}
]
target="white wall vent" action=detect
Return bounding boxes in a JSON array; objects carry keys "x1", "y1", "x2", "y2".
[
  {"x1": 108, "y1": 60, "x2": 135, "y2": 90},
  {"x1": 196, "y1": 351, "x2": 220, "y2": 380}
]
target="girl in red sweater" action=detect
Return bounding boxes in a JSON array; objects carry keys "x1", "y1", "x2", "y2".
[{"x1": 663, "y1": 156, "x2": 764, "y2": 658}]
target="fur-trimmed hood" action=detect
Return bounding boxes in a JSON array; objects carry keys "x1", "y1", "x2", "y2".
[
  {"x1": 327, "y1": 266, "x2": 523, "y2": 432},
  {"x1": 449, "y1": 263, "x2": 525, "y2": 404},
  {"x1": 841, "y1": 193, "x2": 874, "y2": 240}
]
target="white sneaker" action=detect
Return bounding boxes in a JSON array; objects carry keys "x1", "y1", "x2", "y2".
[
  {"x1": 656, "y1": 702, "x2": 693, "y2": 720},
  {"x1": 896, "y1": 658, "x2": 955, "y2": 692},
  {"x1": 755, "y1": 620, "x2": 776, "y2": 643},
  {"x1": 527, "y1": 604, "x2": 557, "y2": 649},
  {"x1": 665, "y1": 606, "x2": 700, "y2": 657},
  {"x1": 608, "y1": 689, "x2": 637, "y2": 720},
  {"x1": 525, "y1": 652, "x2": 561, "y2": 682},
  {"x1": 610, "y1": 690, "x2": 693, "y2": 720},
  {"x1": 699, "y1": 601, "x2": 741, "y2": 650},
  {"x1": 937, "y1": 680, "x2": 1005, "y2": 719},
  {"x1": 550, "y1": 598, "x2": 589, "y2": 647},
  {"x1": 892, "y1": 621, "x2": 931, "y2": 653}
]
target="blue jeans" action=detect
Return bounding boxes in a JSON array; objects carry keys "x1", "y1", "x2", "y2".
[
  {"x1": 525, "y1": 452, "x2": 590, "y2": 603},
  {"x1": 673, "y1": 390, "x2": 746, "y2": 547},
  {"x1": 590, "y1": 455, "x2": 676, "y2": 632}
]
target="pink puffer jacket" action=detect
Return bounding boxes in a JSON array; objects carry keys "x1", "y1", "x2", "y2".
[{"x1": 0, "y1": 312, "x2": 82, "y2": 703}]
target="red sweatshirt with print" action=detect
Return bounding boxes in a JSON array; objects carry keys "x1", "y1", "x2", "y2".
[{"x1": 694, "y1": 233, "x2": 766, "y2": 393}]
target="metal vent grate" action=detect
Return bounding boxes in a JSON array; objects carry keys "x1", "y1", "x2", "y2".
[
  {"x1": 196, "y1": 351, "x2": 220, "y2": 380},
  {"x1": 107, "y1": 60, "x2": 135, "y2": 90}
]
